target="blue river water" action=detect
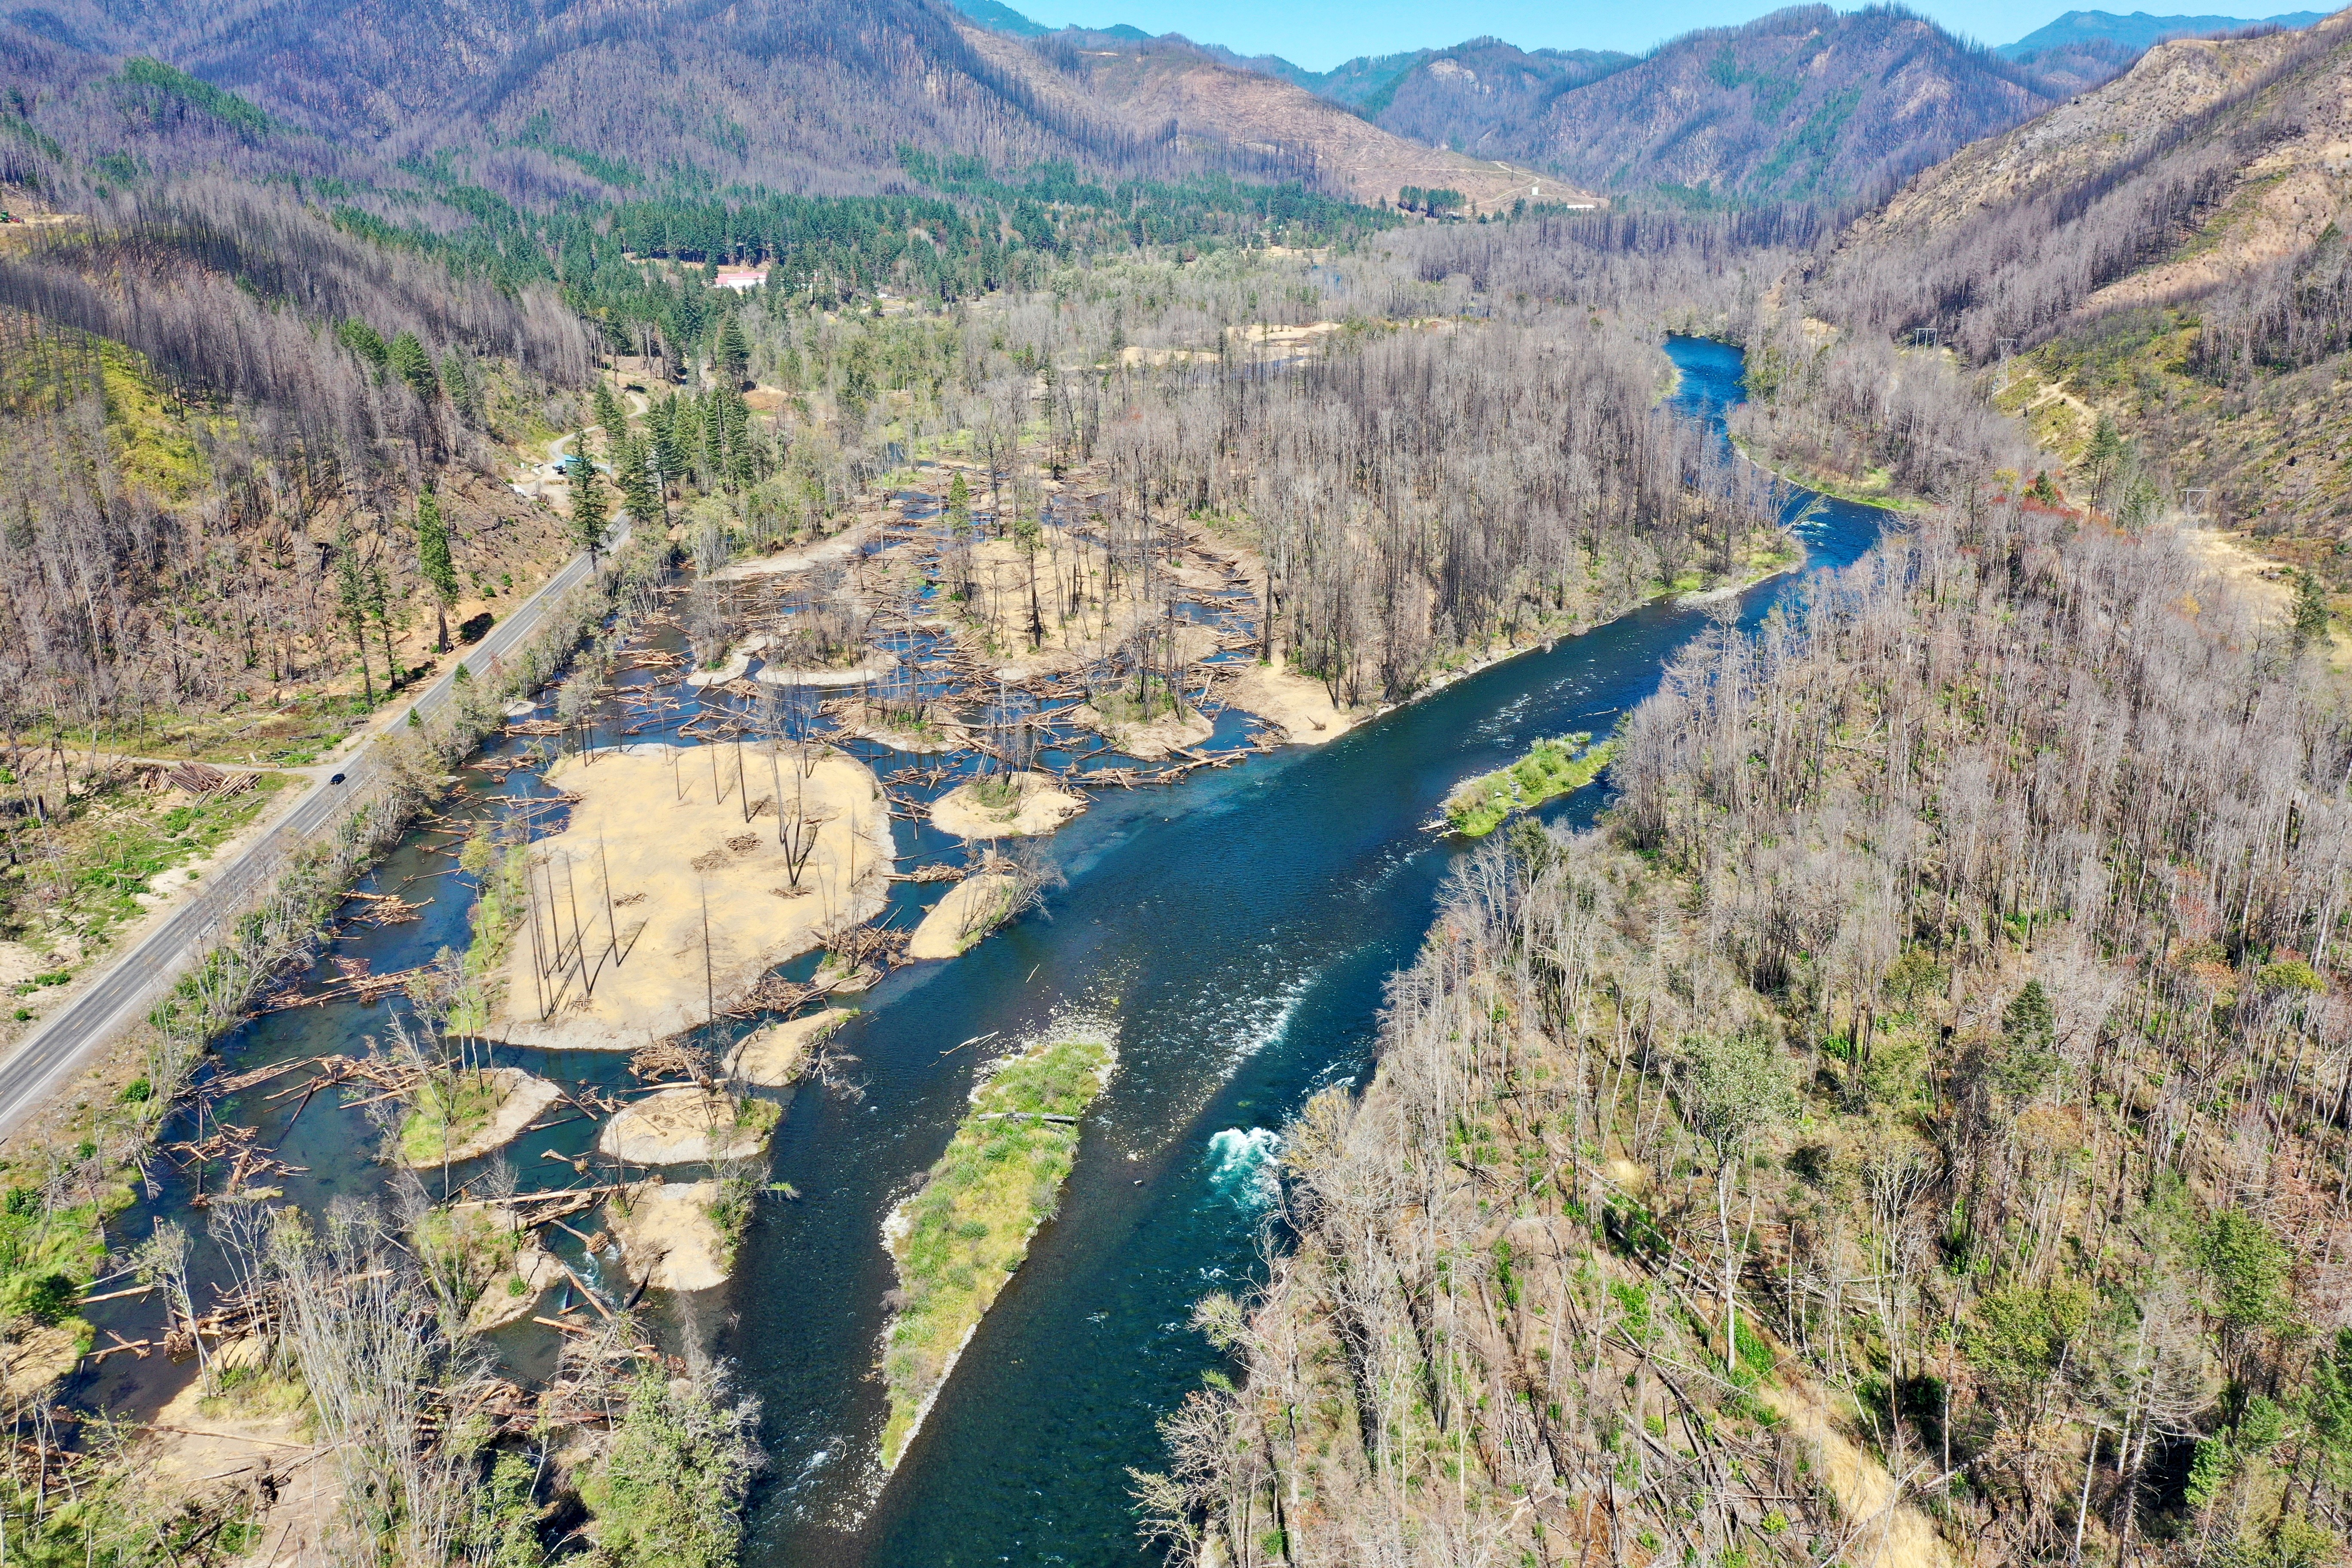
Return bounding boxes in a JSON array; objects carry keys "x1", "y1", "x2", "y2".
[
  {"x1": 82, "y1": 335, "x2": 1884, "y2": 1566},
  {"x1": 736, "y1": 334, "x2": 1886, "y2": 1564}
]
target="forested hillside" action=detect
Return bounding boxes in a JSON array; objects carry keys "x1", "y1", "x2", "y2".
[
  {"x1": 1810, "y1": 9, "x2": 2352, "y2": 573},
  {"x1": 1527, "y1": 6, "x2": 2071, "y2": 211},
  {"x1": 0, "y1": 0, "x2": 1201, "y2": 194},
  {"x1": 1151, "y1": 474, "x2": 2352, "y2": 1568}
]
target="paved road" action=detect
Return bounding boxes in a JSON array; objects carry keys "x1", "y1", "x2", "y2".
[{"x1": 0, "y1": 522, "x2": 630, "y2": 1143}]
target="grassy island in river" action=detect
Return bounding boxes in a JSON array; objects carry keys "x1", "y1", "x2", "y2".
[
  {"x1": 1442, "y1": 733, "x2": 1618, "y2": 836},
  {"x1": 879, "y1": 1029, "x2": 1116, "y2": 1470}
]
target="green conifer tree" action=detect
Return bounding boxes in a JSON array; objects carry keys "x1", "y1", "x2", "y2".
[
  {"x1": 2294, "y1": 570, "x2": 2332, "y2": 650},
  {"x1": 416, "y1": 489, "x2": 459, "y2": 652},
  {"x1": 567, "y1": 439, "x2": 610, "y2": 564},
  {"x1": 388, "y1": 331, "x2": 439, "y2": 401},
  {"x1": 717, "y1": 315, "x2": 750, "y2": 388}
]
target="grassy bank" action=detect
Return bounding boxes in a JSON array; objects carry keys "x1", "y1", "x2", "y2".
[
  {"x1": 1442, "y1": 734, "x2": 1618, "y2": 836},
  {"x1": 879, "y1": 1029, "x2": 1116, "y2": 1470}
]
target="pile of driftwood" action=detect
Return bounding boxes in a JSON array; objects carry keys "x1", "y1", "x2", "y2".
[
  {"x1": 158, "y1": 1120, "x2": 306, "y2": 1207},
  {"x1": 257, "y1": 956, "x2": 421, "y2": 1013}
]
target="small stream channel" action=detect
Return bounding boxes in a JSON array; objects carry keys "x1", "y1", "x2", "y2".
[{"x1": 83, "y1": 337, "x2": 1885, "y2": 1566}]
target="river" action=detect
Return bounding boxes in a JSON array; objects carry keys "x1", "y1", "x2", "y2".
[{"x1": 86, "y1": 335, "x2": 1884, "y2": 1566}]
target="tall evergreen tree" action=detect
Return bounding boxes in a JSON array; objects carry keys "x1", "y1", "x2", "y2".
[
  {"x1": 415, "y1": 489, "x2": 459, "y2": 653},
  {"x1": 388, "y1": 331, "x2": 439, "y2": 401},
  {"x1": 593, "y1": 379, "x2": 627, "y2": 441},
  {"x1": 567, "y1": 438, "x2": 610, "y2": 565},
  {"x1": 717, "y1": 314, "x2": 750, "y2": 388},
  {"x1": 620, "y1": 435, "x2": 663, "y2": 527}
]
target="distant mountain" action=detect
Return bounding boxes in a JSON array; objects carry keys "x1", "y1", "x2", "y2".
[
  {"x1": 1, "y1": 0, "x2": 1314, "y2": 198},
  {"x1": 1029, "y1": 34, "x2": 1602, "y2": 209},
  {"x1": 1517, "y1": 5, "x2": 2072, "y2": 210},
  {"x1": 947, "y1": 0, "x2": 1054, "y2": 38},
  {"x1": 1366, "y1": 38, "x2": 1635, "y2": 153},
  {"x1": 1996, "y1": 7, "x2": 2328, "y2": 57}
]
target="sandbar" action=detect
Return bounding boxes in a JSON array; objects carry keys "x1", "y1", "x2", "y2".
[
  {"x1": 1219, "y1": 660, "x2": 1364, "y2": 744},
  {"x1": 468, "y1": 1243, "x2": 562, "y2": 1333},
  {"x1": 907, "y1": 874, "x2": 1020, "y2": 960},
  {"x1": 707, "y1": 526, "x2": 866, "y2": 582},
  {"x1": 929, "y1": 772, "x2": 1085, "y2": 839},
  {"x1": 1069, "y1": 700, "x2": 1215, "y2": 760},
  {"x1": 481, "y1": 743, "x2": 892, "y2": 1050},
  {"x1": 609, "y1": 1179, "x2": 733, "y2": 1291},
  {"x1": 598, "y1": 1086, "x2": 776, "y2": 1165},
  {"x1": 726, "y1": 1007, "x2": 854, "y2": 1086}
]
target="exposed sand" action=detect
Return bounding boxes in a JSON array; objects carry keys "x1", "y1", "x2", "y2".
[
  {"x1": 908, "y1": 874, "x2": 1020, "y2": 960},
  {"x1": 725, "y1": 1007, "x2": 853, "y2": 1086},
  {"x1": 1, "y1": 1323, "x2": 81, "y2": 1402},
  {"x1": 598, "y1": 1086, "x2": 774, "y2": 1165},
  {"x1": 845, "y1": 705, "x2": 976, "y2": 753},
  {"x1": 1070, "y1": 700, "x2": 1216, "y2": 760},
  {"x1": 930, "y1": 772, "x2": 1086, "y2": 838},
  {"x1": 684, "y1": 652, "x2": 754, "y2": 687},
  {"x1": 467, "y1": 1243, "x2": 562, "y2": 1333},
  {"x1": 483, "y1": 744, "x2": 893, "y2": 1050},
  {"x1": 1760, "y1": 1381, "x2": 1954, "y2": 1568},
  {"x1": 396, "y1": 1069, "x2": 564, "y2": 1168},
  {"x1": 145, "y1": 1372, "x2": 331, "y2": 1567},
  {"x1": 757, "y1": 656, "x2": 895, "y2": 688},
  {"x1": 609, "y1": 1179, "x2": 732, "y2": 1291},
  {"x1": 1219, "y1": 661, "x2": 1364, "y2": 744},
  {"x1": 707, "y1": 526, "x2": 867, "y2": 582}
]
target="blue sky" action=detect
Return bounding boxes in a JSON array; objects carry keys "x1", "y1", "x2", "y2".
[{"x1": 1014, "y1": 0, "x2": 2299, "y2": 69}]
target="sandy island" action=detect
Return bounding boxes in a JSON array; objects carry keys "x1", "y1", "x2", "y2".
[
  {"x1": 707, "y1": 525, "x2": 866, "y2": 583},
  {"x1": 1069, "y1": 700, "x2": 1215, "y2": 760},
  {"x1": 598, "y1": 1085, "x2": 777, "y2": 1165},
  {"x1": 469, "y1": 1242, "x2": 562, "y2": 1333},
  {"x1": 609, "y1": 1179, "x2": 733, "y2": 1291},
  {"x1": 395, "y1": 1068, "x2": 564, "y2": 1168},
  {"x1": 481, "y1": 743, "x2": 893, "y2": 1050},
  {"x1": 908, "y1": 874, "x2": 1021, "y2": 960},
  {"x1": 929, "y1": 772, "x2": 1086, "y2": 839},
  {"x1": 726, "y1": 1007, "x2": 853, "y2": 1086}
]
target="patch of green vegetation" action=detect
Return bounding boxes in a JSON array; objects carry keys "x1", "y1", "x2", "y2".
[
  {"x1": 1090, "y1": 676, "x2": 1183, "y2": 726},
  {"x1": 1443, "y1": 734, "x2": 1618, "y2": 836},
  {"x1": 968, "y1": 772, "x2": 1022, "y2": 810},
  {"x1": 24, "y1": 772, "x2": 290, "y2": 942},
  {"x1": 511, "y1": 110, "x2": 645, "y2": 189},
  {"x1": 397, "y1": 1069, "x2": 508, "y2": 1167},
  {"x1": 96, "y1": 338, "x2": 210, "y2": 499},
  {"x1": 1753, "y1": 86, "x2": 1859, "y2": 192},
  {"x1": 0, "y1": 112, "x2": 61, "y2": 162},
  {"x1": 0, "y1": 1186, "x2": 107, "y2": 1327},
  {"x1": 880, "y1": 1032, "x2": 1115, "y2": 1468},
  {"x1": 577, "y1": 1363, "x2": 761, "y2": 1568},
  {"x1": 119, "y1": 57, "x2": 279, "y2": 138},
  {"x1": 412, "y1": 1201, "x2": 525, "y2": 1315},
  {"x1": 447, "y1": 830, "x2": 531, "y2": 1035}
]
